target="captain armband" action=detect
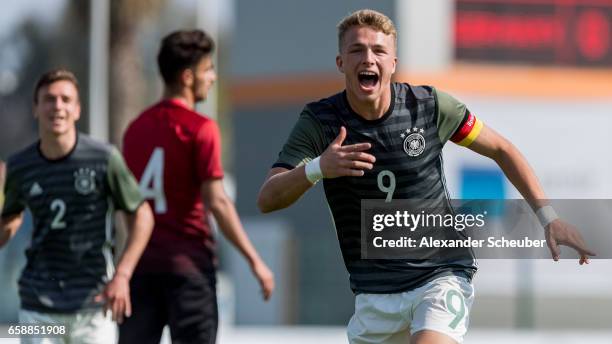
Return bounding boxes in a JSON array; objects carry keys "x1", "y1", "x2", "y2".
[{"x1": 450, "y1": 112, "x2": 484, "y2": 147}]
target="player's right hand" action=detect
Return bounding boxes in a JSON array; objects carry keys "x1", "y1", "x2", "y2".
[{"x1": 320, "y1": 126, "x2": 375, "y2": 178}]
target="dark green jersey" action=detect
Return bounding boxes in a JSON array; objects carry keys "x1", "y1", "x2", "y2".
[
  {"x1": 274, "y1": 83, "x2": 477, "y2": 294},
  {"x1": 2, "y1": 133, "x2": 143, "y2": 313}
]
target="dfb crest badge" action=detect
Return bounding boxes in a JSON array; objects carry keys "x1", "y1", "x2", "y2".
[
  {"x1": 401, "y1": 127, "x2": 426, "y2": 157},
  {"x1": 74, "y1": 168, "x2": 97, "y2": 195}
]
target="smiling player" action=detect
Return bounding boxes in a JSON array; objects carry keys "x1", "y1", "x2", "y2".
[
  {"x1": 0, "y1": 69, "x2": 153, "y2": 343},
  {"x1": 257, "y1": 9, "x2": 595, "y2": 344}
]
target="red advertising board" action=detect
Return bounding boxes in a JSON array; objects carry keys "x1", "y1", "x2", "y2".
[{"x1": 455, "y1": 0, "x2": 612, "y2": 66}]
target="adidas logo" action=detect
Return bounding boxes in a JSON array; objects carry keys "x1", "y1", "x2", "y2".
[{"x1": 29, "y1": 182, "x2": 43, "y2": 197}]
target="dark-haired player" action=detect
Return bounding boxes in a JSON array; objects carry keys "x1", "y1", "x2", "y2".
[{"x1": 120, "y1": 30, "x2": 274, "y2": 344}]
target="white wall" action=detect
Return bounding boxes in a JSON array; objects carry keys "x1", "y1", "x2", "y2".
[{"x1": 443, "y1": 96, "x2": 612, "y2": 199}]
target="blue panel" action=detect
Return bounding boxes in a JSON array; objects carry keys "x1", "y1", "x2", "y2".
[
  {"x1": 460, "y1": 167, "x2": 506, "y2": 200},
  {"x1": 460, "y1": 167, "x2": 506, "y2": 217}
]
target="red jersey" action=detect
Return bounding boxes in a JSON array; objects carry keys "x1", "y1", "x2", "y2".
[{"x1": 123, "y1": 99, "x2": 224, "y2": 275}]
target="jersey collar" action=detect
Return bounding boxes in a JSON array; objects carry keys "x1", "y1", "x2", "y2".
[
  {"x1": 342, "y1": 83, "x2": 396, "y2": 125},
  {"x1": 162, "y1": 98, "x2": 191, "y2": 110},
  {"x1": 37, "y1": 132, "x2": 79, "y2": 163}
]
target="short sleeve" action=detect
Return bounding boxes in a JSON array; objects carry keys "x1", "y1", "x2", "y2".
[
  {"x1": 1, "y1": 160, "x2": 25, "y2": 218},
  {"x1": 436, "y1": 89, "x2": 469, "y2": 145},
  {"x1": 106, "y1": 147, "x2": 144, "y2": 213},
  {"x1": 436, "y1": 89, "x2": 484, "y2": 147},
  {"x1": 195, "y1": 120, "x2": 224, "y2": 182},
  {"x1": 273, "y1": 108, "x2": 327, "y2": 170}
]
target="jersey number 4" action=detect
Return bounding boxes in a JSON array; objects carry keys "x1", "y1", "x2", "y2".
[{"x1": 140, "y1": 148, "x2": 167, "y2": 214}]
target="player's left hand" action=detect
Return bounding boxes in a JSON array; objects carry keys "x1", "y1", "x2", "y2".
[
  {"x1": 544, "y1": 219, "x2": 596, "y2": 264},
  {"x1": 95, "y1": 273, "x2": 132, "y2": 324},
  {"x1": 251, "y1": 260, "x2": 275, "y2": 301}
]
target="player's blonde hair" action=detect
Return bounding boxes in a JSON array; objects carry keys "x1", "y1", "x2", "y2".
[{"x1": 337, "y1": 9, "x2": 397, "y2": 52}]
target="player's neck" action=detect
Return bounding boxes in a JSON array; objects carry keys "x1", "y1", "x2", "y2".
[
  {"x1": 39, "y1": 129, "x2": 77, "y2": 160},
  {"x1": 163, "y1": 87, "x2": 195, "y2": 110},
  {"x1": 346, "y1": 87, "x2": 391, "y2": 121}
]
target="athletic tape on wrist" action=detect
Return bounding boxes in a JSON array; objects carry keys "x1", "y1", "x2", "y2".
[
  {"x1": 305, "y1": 157, "x2": 323, "y2": 184},
  {"x1": 536, "y1": 205, "x2": 558, "y2": 228}
]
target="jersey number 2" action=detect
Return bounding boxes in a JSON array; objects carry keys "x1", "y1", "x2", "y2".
[
  {"x1": 50, "y1": 199, "x2": 67, "y2": 230},
  {"x1": 140, "y1": 147, "x2": 167, "y2": 214}
]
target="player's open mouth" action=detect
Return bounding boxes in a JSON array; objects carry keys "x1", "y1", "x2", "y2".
[{"x1": 358, "y1": 71, "x2": 379, "y2": 91}]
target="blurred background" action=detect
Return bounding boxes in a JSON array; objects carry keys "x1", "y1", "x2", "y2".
[{"x1": 0, "y1": 0, "x2": 611, "y2": 343}]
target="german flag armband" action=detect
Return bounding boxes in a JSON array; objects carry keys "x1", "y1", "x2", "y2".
[{"x1": 450, "y1": 112, "x2": 483, "y2": 147}]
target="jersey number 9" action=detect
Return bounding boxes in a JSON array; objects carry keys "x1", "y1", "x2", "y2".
[{"x1": 377, "y1": 170, "x2": 396, "y2": 202}]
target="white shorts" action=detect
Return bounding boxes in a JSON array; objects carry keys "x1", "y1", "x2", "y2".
[
  {"x1": 347, "y1": 275, "x2": 474, "y2": 344},
  {"x1": 18, "y1": 309, "x2": 116, "y2": 344}
]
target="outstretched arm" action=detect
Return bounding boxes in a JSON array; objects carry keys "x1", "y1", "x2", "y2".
[
  {"x1": 202, "y1": 178, "x2": 275, "y2": 300},
  {"x1": 467, "y1": 124, "x2": 595, "y2": 263},
  {"x1": 468, "y1": 125, "x2": 546, "y2": 207}
]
